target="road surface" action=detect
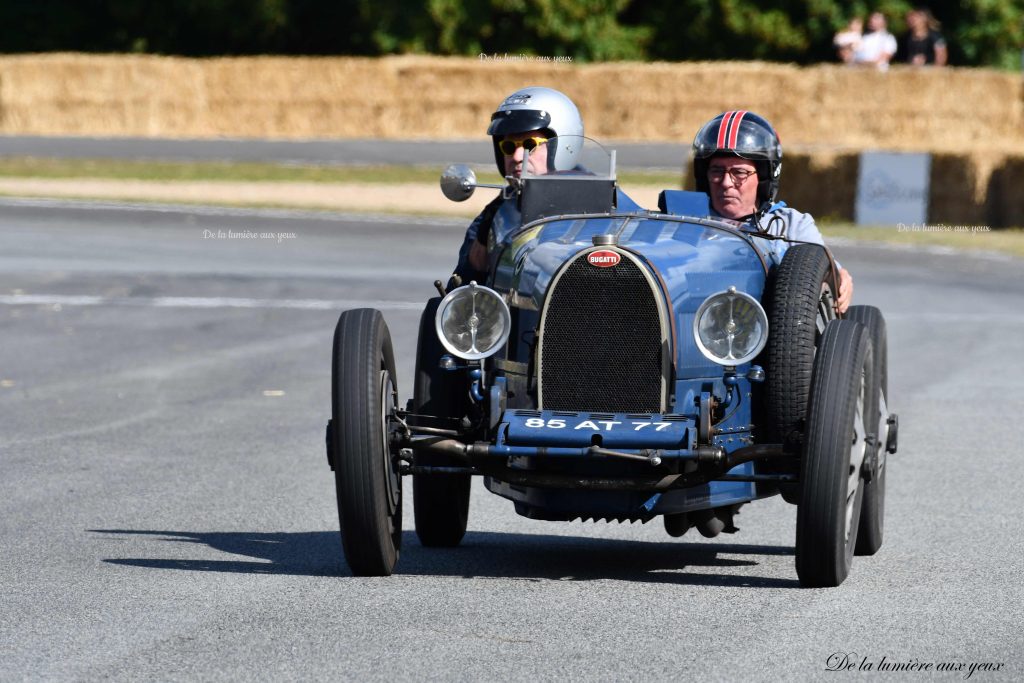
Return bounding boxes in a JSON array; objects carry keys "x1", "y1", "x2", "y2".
[
  {"x1": 1, "y1": 197, "x2": 1020, "y2": 680},
  {"x1": 0, "y1": 135, "x2": 686, "y2": 170}
]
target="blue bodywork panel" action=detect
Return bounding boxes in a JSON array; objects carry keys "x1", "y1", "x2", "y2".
[
  {"x1": 657, "y1": 190, "x2": 711, "y2": 217},
  {"x1": 477, "y1": 207, "x2": 784, "y2": 518},
  {"x1": 492, "y1": 214, "x2": 777, "y2": 380}
]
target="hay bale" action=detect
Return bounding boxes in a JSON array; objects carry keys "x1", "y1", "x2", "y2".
[
  {"x1": 928, "y1": 153, "x2": 986, "y2": 225},
  {"x1": 986, "y1": 155, "x2": 1024, "y2": 229},
  {"x1": 777, "y1": 152, "x2": 859, "y2": 222},
  {"x1": 2, "y1": 54, "x2": 1022, "y2": 149},
  {"x1": 0, "y1": 54, "x2": 1021, "y2": 221}
]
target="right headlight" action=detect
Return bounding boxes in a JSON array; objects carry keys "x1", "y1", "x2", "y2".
[
  {"x1": 434, "y1": 282, "x2": 512, "y2": 360},
  {"x1": 693, "y1": 286, "x2": 769, "y2": 366}
]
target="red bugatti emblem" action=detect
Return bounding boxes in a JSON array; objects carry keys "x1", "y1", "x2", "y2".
[{"x1": 588, "y1": 250, "x2": 620, "y2": 267}]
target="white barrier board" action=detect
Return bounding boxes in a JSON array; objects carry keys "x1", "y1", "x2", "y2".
[{"x1": 855, "y1": 152, "x2": 931, "y2": 225}]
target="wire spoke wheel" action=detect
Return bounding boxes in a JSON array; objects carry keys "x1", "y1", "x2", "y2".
[
  {"x1": 331, "y1": 308, "x2": 402, "y2": 576},
  {"x1": 796, "y1": 319, "x2": 874, "y2": 588},
  {"x1": 845, "y1": 367, "x2": 868, "y2": 544}
]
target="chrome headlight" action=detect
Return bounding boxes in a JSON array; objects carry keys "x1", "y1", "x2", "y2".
[
  {"x1": 435, "y1": 283, "x2": 512, "y2": 360},
  {"x1": 693, "y1": 287, "x2": 769, "y2": 366}
]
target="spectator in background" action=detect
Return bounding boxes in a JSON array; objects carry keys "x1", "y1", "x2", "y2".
[
  {"x1": 853, "y1": 12, "x2": 898, "y2": 70},
  {"x1": 833, "y1": 17, "x2": 863, "y2": 64},
  {"x1": 902, "y1": 7, "x2": 948, "y2": 66}
]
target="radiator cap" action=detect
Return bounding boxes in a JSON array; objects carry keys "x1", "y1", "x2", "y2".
[{"x1": 592, "y1": 234, "x2": 618, "y2": 246}]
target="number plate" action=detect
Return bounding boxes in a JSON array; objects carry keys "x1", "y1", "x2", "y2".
[{"x1": 504, "y1": 410, "x2": 691, "y2": 449}]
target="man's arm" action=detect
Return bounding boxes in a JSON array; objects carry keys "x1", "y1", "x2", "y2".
[
  {"x1": 876, "y1": 34, "x2": 897, "y2": 66},
  {"x1": 468, "y1": 240, "x2": 487, "y2": 271},
  {"x1": 766, "y1": 208, "x2": 854, "y2": 314},
  {"x1": 934, "y1": 35, "x2": 948, "y2": 66},
  {"x1": 452, "y1": 195, "x2": 505, "y2": 286},
  {"x1": 837, "y1": 267, "x2": 853, "y2": 314}
]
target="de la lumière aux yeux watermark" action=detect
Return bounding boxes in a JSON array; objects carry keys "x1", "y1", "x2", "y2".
[
  {"x1": 897, "y1": 223, "x2": 991, "y2": 233},
  {"x1": 826, "y1": 652, "x2": 1005, "y2": 678},
  {"x1": 202, "y1": 229, "x2": 296, "y2": 243}
]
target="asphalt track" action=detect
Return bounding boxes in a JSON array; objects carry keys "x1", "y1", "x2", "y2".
[
  {"x1": 0, "y1": 135, "x2": 686, "y2": 170},
  {"x1": 1, "y1": 197, "x2": 1021, "y2": 680}
]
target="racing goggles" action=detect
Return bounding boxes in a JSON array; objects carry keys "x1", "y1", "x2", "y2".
[{"x1": 498, "y1": 136, "x2": 549, "y2": 156}]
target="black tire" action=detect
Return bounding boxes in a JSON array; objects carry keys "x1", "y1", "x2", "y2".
[
  {"x1": 846, "y1": 306, "x2": 888, "y2": 556},
  {"x1": 331, "y1": 308, "x2": 402, "y2": 576},
  {"x1": 765, "y1": 244, "x2": 838, "y2": 447},
  {"x1": 412, "y1": 298, "x2": 471, "y2": 547},
  {"x1": 796, "y1": 319, "x2": 874, "y2": 588}
]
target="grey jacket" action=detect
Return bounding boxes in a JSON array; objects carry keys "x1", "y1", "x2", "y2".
[{"x1": 713, "y1": 204, "x2": 840, "y2": 269}]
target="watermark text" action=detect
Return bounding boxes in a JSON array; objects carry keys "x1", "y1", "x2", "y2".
[
  {"x1": 202, "y1": 229, "x2": 296, "y2": 243},
  {"x1": 897, "y1": 222, "x2": 990, "y2": 233},
  {"x1": 825, "y1": 652, "x2": 1005, "y2": 679},
  {"x1": 478, "y1": 53, "x2": 573, "y2": 63}
]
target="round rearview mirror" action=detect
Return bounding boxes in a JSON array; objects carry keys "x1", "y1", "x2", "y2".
[{"x1": 440, "y1": 164, "x2": 477, "y2": 202}]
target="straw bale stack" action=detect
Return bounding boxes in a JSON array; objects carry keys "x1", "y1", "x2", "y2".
[
  {"x1": 982, "y1": 155, "x2": 1024, "y2": 228},
  {"x1": 774, "y1": 151, "x2": 860, "y2": 222},
  {"x1": 0, "y1": 53, "x2": 208, "y2": 136},
  {"x1": 2, "y1": 53, "x2": 1020, "y2": 149},
  {"x1": 197, "y1": 57, "x2": 396, "y2": 137},
  {"x1": 1, "y1": 53, "x2": 1021, "y2": 225}
]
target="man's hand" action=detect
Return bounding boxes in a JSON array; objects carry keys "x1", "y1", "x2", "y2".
[{"x1": 837, "y1": 267, "x2": 853, "y2": 314}]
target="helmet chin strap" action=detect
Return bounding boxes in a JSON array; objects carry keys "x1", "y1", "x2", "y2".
[{"x1": 754, "y1": 200, "x2": 773, "y2": 224}]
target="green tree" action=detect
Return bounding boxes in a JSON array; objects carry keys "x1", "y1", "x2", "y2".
[
  {"x1": 621, "y1": 0, "x2": 918, "y2": 63},
  {"x1": 358, "y1": 0, "x2": 650, "y2": 61},
  {"x1": 1, "y1": 0, "x2": 1021, "y2": 68},
  {"x1": 932, "y1": 0, "x2": 1024, "y2": 69}
]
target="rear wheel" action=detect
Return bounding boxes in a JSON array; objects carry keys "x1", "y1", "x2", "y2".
[
  {"x1": 331, "y1": 308, "x2": 402, "y2": 576},
  {"x1": 796, "y1": 320, "x2": 874, "y2": 588},
  {"x1": 846, "y1": 305, "x2": 888, "y2": 556},
  {"x1": 412, "y1": 298, "x2": 471, "y2": 547}
]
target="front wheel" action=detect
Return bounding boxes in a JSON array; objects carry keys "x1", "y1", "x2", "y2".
[
  {"x1": 764, "y1": 244, "x2": 837, "y2": 448},
  {"x1": 796, "y1": 319, "x2": 874, "y2": 588},
  {"x1": 331, "y1": 308, "x2": 402, "y2": 576}
]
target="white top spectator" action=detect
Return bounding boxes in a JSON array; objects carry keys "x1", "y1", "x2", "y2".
[{"x1": 853, "y1": 12, "x2": 898, "y2": 70}]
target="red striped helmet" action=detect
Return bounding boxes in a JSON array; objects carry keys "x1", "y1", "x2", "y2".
[{"x1": 692, "y1": 111, "x2": 783, "y2": 207}]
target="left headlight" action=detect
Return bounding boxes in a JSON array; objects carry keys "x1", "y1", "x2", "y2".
[
  {"x1": 693, "y1": 286, "x2": 769, "y2": 366},
  {"x1": 435, "y1": 283, "x2": 512, "y2": 360}
]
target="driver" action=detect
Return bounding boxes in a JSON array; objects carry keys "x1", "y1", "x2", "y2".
[
  {"x1": 692, "y1": 111, "x2": 854, "y2": 313},
  {"x1": 452, "y1": 86, "x2": 585, "y2": 285}
]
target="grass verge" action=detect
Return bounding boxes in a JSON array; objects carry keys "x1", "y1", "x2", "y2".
[
  {"x1": 821, "y1": 224, "x2": 1024, "y2": 259},
  {"x1": 1, "y1": 156, "x2": 1019, "y2": 257}
]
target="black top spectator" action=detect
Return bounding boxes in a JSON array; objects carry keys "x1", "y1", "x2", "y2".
[{"x1": 901, "y1": 7, "x2": 948, "y2": 66}]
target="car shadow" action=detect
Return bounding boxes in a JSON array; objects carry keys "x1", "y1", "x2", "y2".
[{"x1": 91, "y1": 528, "x2": 799, "y2": 588}]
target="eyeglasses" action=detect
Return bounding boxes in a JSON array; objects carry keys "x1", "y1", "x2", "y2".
[
  {"x1": 498, "y1": 136, "x2": 549, "y2": 156},
  {"x1": 708, "y1": 167, "x2": 756, "y2": 184}
]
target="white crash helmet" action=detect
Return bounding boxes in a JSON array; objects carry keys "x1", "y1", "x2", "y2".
[{"x1": 486, "y1": 86, "x2": 584, "y2": 174}]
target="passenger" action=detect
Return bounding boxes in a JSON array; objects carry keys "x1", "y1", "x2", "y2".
[
  {"x1": 452, "y1": 86, "x2": 584, "y2": 284},
  {"x1": 691, "y1": 110, "x2": 854, "y2": 313}
]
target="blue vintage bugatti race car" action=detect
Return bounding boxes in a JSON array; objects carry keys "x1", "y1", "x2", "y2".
[{"x1": 326, "y1": 139, "x2": 898, "y2": 587}]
